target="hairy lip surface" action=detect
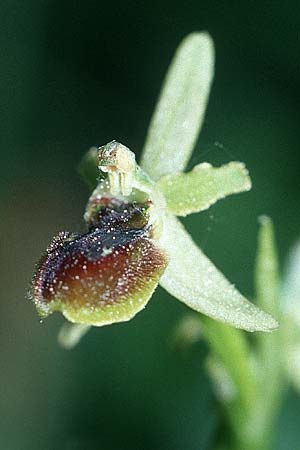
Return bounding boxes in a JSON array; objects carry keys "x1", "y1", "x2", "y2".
[{"x1": 31, "y1": 199, "x2": 167, "y2": 321}]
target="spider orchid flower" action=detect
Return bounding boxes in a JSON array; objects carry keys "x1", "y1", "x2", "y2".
[{"x1": 30, "y1": 33, "x2": 278, "y2": 347}]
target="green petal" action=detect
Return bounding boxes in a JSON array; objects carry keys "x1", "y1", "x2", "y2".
[
  {"x1": 157, "y1": 162, "x2": 251, "y2": 216},
  {"x1": 159, "y1": 215, "x2": 278, "y2": 332},
  {"x1": 141, "y1": 32, "x2": 214, "y2": 180}
]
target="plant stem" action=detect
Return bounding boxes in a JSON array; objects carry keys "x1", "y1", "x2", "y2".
[
  {"x1": 201, "y1": 317, "x2": 257, "y2": 413},
  {"x1": 202, "y1": 317, "x2": 276, "y2": 450}
]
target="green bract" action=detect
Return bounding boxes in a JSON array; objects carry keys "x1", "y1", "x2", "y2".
[{"x1": 30, "y1": 32, "x2": 278, "y2": 348}]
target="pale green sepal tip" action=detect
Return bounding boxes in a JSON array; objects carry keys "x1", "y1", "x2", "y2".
[
  {"x1": 159, "y1": 215, "x2": 279, "y2": 332},
  {"x1": 157, "y1": 161, "x2": 251, "y2": 216},
  {"x1": 58, "y1": 323, "x2": 91, "y2": 350},
  {"x1": 141, "y1": 32, "x2": 215, "y2": 180}
]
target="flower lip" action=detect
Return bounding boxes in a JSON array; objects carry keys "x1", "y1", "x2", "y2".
[
  {"x1": 31, "y1": 197, "x2": 167, "y2": 325},
  {"x1": 33, "y1": 225, "x2": 147, "y2": 304}
]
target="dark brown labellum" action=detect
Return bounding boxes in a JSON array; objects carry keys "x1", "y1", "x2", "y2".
[{"x1": 31, "y1": 199, "x2": 167, "y2": 326}]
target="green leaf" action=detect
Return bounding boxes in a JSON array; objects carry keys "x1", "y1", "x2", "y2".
[
  {"x1": 157, "y1": 162, "x2": 251, "y2": 216},
  {"x1": 141, "y1": 32, "x2": 214, "y2": 180},
  {"x1": 159, "y1": 214, "x2": 278, "y2": 332}
]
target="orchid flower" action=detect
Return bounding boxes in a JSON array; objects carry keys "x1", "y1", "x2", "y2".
[{"x1": 30, "y1": 33, "x2": 278, "y2": 348}]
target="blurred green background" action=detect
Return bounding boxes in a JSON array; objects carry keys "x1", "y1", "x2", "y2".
[{"x1": 1, "y1": 1, "x2": 300, "y2": 449}]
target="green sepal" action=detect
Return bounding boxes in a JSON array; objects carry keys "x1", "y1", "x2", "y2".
[
  {"x1": 141, "y1": 32, "x2": 214, "y2": 180},
  {"x1": 158, "y1": 214, "x2": 278, "y2": 332}
]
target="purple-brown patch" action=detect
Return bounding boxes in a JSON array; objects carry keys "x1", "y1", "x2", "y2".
[{"x1": 31, "y1": 200, "x2": 167, "y2": 325}]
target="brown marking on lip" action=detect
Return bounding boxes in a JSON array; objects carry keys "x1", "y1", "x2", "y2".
[
  {"x1": 31, "y1": 199, "x2": 167, "y2": 321},
  {"x1": 86, "y1": 197, "x2": 152, "y2": 230}
]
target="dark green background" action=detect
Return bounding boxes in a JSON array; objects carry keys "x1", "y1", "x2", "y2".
[{"x1": 1, "y1": 1, "x2": 299, "y2": 449}]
